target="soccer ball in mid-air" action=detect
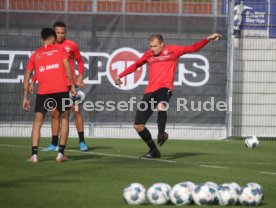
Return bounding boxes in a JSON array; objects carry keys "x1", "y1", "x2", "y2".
[
  {"x1": 192, "y1": 184, "x2": 215, "y2": 205},
  {"x1": 244, "y1": 136, "x2": 259, "y2": 149},
  {"x1": 218, "y1": 183, "x2": 239, "y2": 206},
  {"x1": 123, "y1": 183, "x2": 146, "y2": 205},
  {"x1": 147, "y1": 183, "x2": 171, "y2": 205},
  {"x1": 239, "y1": 183, "x2": 264, "y2": 206},
  {"x1": 69, "y1": 88, "x2": 85, "y2": 104},
  {"x1": 169, "y1": 182, "x2": 195, "y2": 205}
]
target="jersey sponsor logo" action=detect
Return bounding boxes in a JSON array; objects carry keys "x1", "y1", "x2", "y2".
[
  {"x1": 0, "y1": 48, "x2": 210, "y2": 88},
  {"x1": 38, "y1": 64, "x2": 59, "y2": 73},
  {"x1": 46, "y1": 64, "x2": 59, "y2": 70}
]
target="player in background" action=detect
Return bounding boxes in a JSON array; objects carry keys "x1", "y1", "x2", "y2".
[
  {"x1": 23, "y1": 28, "x2": 76, "y2": 163},
  {"x1": 30, "y1": 21, "x2": 88, "y2": 151},
  {"x1": 115, "y1": 33, "x2": 222, "y2": 158}
]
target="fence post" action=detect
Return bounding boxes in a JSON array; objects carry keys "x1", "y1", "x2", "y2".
[
  {"x1": 226, "y1": 0, "x2": 235, "y2": 138},
  {"x1": 92, "y1": 0, "x2": 97, "y2": 13}
]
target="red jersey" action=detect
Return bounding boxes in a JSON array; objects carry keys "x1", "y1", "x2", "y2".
[
  {"x1": 55, "y1": 39, "x2": 84, "y2": 85},
  {"x1": 27, "y1": 44, "x2": 69, "y2": 94},
  {"x1": 119, "y1": 39, "x2": 209, "y2": 93}
]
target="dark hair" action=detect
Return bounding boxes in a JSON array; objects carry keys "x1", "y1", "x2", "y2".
[
  {"x1": 41, "y1": 28, "x2": 57, "y2": 40},
  {"x1": 149, "y1": 33, "x2": 164, "y2": 42},
  {"x1": 53, "y1": 21, "x2": 66, "y2": 28}
]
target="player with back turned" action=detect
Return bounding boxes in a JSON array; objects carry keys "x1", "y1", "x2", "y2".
[
  {"x1": 23, "y1": 28, "x2": 76, "y2": 163},
  {"x1": 30, "y1": 21, "x2": 88, "y2": 151},
  {"x1": 115, "y1": 33, "x2": 222, "y2": 158}
]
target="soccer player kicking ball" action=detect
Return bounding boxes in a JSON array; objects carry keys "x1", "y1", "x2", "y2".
[
  {"x1": 30, "y1": 22, "x2": 88, "y2": 151},
  {"x1": 115, "y1": 33, "x2": 222, "y2": 159},
  {"x1": 23, "y1": 28, "x2": 76, "y2": 163}
]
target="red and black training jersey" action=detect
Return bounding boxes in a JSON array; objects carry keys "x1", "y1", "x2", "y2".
[
  {"x1": 55, "y1": 39, "x2": 84, "y2": 85},
  {"x1": 27, "y1": 44, "x2": 69, "y2": 94},
  {"x1": 119, "y1": 38, "x2": 209, "y2": 94}
]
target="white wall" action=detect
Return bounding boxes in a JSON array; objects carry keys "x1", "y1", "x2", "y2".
[{"x1": 232, "y1": 38, "x2": 276, "y2": 136}]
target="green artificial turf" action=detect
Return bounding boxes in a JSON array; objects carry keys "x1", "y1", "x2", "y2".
[{"x1": 0, "y1": 137, "x2": 275, "y2": 208}]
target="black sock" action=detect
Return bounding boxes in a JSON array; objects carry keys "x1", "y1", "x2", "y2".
[
  {"x1": 52, "y1": 135, "x2": 58, "y2": 146},
  {"x1": 78, "y1": 131, "x2": 85, "y2": 143},
  {"x1": 157, "y1": 111, "x2": 167, "y2": 135},
  {"x1": 59, "y1": 145, "x2": 66, "y2": 154},
  {"x1": 32, "y1": 146, "x2": 38, "y2": 155},
  {"x1": 138, "y1": 128, "x2": 157, "y2": 151}
]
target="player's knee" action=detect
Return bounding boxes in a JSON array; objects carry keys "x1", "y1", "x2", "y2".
[
  {"x1": 157, "y1": 102, "x2": 167, "y2": 111},
  {"x1": 134, "y1": 124, "x2": 145, "y2": 132},
  {"x1": 51, "y1": 110, "x2": 59, "y2": 119}
]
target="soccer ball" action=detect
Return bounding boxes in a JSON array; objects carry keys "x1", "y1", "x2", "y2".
[
  {"x1": 147, "y1": 183, "x2": 171, "y2": 205},
  {"x1": 218, "y1": 183, "x2": 239, "y2": 206},
  {"x1": 239, "y1": 183, "x2": 264, "y2": 206},
  {"x1": 244, "y1": 136, "x2": 259, "y2": 149},
  {"x1": 69, "y1": 88, "x2": 85, "y2": 104},
  {"x1": 227, "y1": 182, "x2": 241, "y2": 195},
  {"x1": 247, "y1": 182, "x2": 265, "y2": 200},
  {"x1": 169, "y1": 182, "x2": 195, "y2": 205},
  {"x1": 192, "y1": 184, "x2": 215, "y2": 205},
  {"x1": 123, "y1": 183, "x2": 146, "y2": 205},
  {"x1": 204, "y1": 182, "x2": 220, "y2": 204}
]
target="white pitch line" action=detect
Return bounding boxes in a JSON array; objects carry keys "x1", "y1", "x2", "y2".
[
  {"x1": 198, "y1": 164, "x2": 228, "y2": 169},
  {"x1": 0, "y1": 143, "x2": 176, "y2": 164},
  {"x1": 258, "y1": 171, "x2": 276, "y2": 175}
]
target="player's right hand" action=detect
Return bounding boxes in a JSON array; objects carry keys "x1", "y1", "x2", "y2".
[
  {"x1": 22, "y1": 98, "x2": 30, "y2": 111},
  {"x1": 115, "y1": 76, "x2": 122, "y2": 87}
]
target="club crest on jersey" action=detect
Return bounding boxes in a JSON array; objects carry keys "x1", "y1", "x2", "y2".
[
  {"x1": 163, "y1": 50, "x2": 168, "y2": 55},
  {"x1": 35, "y1": 53, "x2": 41, "y2": 60},
  {"x1": 65, "y1": 46, "x2": 71, "y2": 52}
]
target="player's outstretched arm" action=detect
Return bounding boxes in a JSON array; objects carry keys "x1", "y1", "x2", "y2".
[{"x1": 207, "y1": 33, "x2": 222, "y2": 41}]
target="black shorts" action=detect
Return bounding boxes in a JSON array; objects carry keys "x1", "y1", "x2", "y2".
[
  {"x1": 134, "y1": 88, "x2": 172, "y2": 125},
  {"x1": 35, "y1": 91, "x2": 70, "y2": 114}
]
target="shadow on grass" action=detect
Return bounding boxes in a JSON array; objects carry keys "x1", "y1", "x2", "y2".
[{"x1": 164, "y1": 152, "x2": 207, "y2": 160}]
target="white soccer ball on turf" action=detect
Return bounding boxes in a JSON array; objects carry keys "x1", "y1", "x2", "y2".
[
  {"x1": 123, "y1": 183, "x2": 146, "y2": 205},
  {"x1": 239, "y1": 183, "x2": 264, "y2": 206},
  {"x1": 147, "y1": 183, "x2": 171, "y2": 205},
  {"x1": 244, "y1": 135, "x2": 259, "y2": 149},
  {"x1": 204, "y1": 181, "x2": 220, "y2": 204},
  {"x1": 169, "y1": 182, "x2": 195, "y2": 205},
  {"x1": 218, "y1": 183, "x2": 239, "y2": 206},
  {"x1": 227, "y1": 182, "x2": 241, "y2": 195},
  {"x1": 192, "y1": 184, "x2": 215, "y2": 205}
]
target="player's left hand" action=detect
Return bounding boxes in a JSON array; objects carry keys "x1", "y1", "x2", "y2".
[{"x1": 207, "y1": 33, "x2": 222, "y2": 41}]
